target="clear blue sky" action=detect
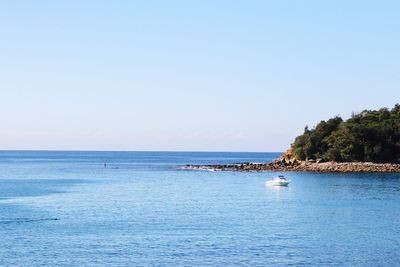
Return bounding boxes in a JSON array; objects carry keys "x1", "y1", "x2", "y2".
[{"x1": 0, "y1": 0, "x2": 399, "y2": 151}]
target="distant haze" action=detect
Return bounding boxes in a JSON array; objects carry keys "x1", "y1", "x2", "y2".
[{"x1": 1, "y1": 1, "x2": 399, "y2": 151}]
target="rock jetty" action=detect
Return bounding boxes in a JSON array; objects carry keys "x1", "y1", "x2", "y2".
[{"x1": 184, "y1": 149, "x2": 400, "y2": 173}]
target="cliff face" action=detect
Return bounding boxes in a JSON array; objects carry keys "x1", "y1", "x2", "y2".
[{"x1": 274, "y1": 148, "x2": 298, "y2": 164}]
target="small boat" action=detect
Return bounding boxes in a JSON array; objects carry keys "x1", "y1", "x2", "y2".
[{"x1": 266, "y1": 175, "x2": 289, "y2": 186}]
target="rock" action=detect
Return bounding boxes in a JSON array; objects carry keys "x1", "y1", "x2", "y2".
[{"x1": 185, "y1": 150, "x2": 400, "y2": 173}]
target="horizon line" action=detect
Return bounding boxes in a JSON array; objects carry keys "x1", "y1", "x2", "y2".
[{"x1": 0, "y1": 149, "x2": 284, "y2": 154}]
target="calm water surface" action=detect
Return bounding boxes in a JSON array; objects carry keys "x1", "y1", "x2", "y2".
[{"x1": 0, "y1": 151, "x2": 399, "y2": 266}]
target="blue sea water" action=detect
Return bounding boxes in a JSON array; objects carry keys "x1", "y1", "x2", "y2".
[{"x1": 0, "y1": 151, "x2": 399, "y2": 266}]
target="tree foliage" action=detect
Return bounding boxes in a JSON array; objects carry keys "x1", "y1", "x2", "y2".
[{"x1": 292, "y1": 104, "x2": 400, "y2": 163}]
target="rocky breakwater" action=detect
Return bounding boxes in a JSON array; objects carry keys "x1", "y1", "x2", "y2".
[{"x1": 184, "y1": 149, "x2": 400, "y2": 173}]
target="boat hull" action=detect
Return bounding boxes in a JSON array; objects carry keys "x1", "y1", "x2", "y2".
[{"x1": 266, "y1": 181, "x2": 289, "y2": 186}]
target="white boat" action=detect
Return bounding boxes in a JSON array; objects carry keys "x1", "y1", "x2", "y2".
[{"x1": 266, "y1": 175, "x2": 289, "y2": 186}]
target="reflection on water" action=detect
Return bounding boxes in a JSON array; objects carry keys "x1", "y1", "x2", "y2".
[{"x1": 265, "y1": 184, "x2": 290, "y2": 191}]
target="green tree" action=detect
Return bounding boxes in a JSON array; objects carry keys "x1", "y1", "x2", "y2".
[{"x1": 291, "y1": 104, "x2": 400, "y2": 163}]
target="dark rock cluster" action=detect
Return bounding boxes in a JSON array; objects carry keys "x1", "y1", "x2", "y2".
[{"x1": 184, "y1": 149, "x2": 400, "y2": 173}]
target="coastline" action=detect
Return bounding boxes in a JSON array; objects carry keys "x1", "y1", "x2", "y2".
[
  {"x1": 184, "y1": 161, "x2": 400, "y2": 173},
  {"x1": 184, "y1": 152, "x2": 400, "y2": 173}
]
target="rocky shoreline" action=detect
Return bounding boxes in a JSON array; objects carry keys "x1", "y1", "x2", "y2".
[{"x1": 183, "y1": 150, "x2": 400, "y2": 173}]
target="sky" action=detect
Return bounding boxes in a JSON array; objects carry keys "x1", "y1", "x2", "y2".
[{"x1": 0, "y1": 0, "x2": 399, "y2": 152}]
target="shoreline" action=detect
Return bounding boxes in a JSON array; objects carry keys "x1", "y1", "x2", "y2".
[{"x1": 184, "y1": 159, "x2": 400, "y2": 173}]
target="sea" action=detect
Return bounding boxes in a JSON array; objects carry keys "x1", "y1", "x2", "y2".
[{"x1": 0, "y1": 151, "x2": 399, "y2": 266}]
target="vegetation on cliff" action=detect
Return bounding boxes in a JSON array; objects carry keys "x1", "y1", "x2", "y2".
[{"x1": 292, "y1": 104, "x2": 400, "y2": 163}]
